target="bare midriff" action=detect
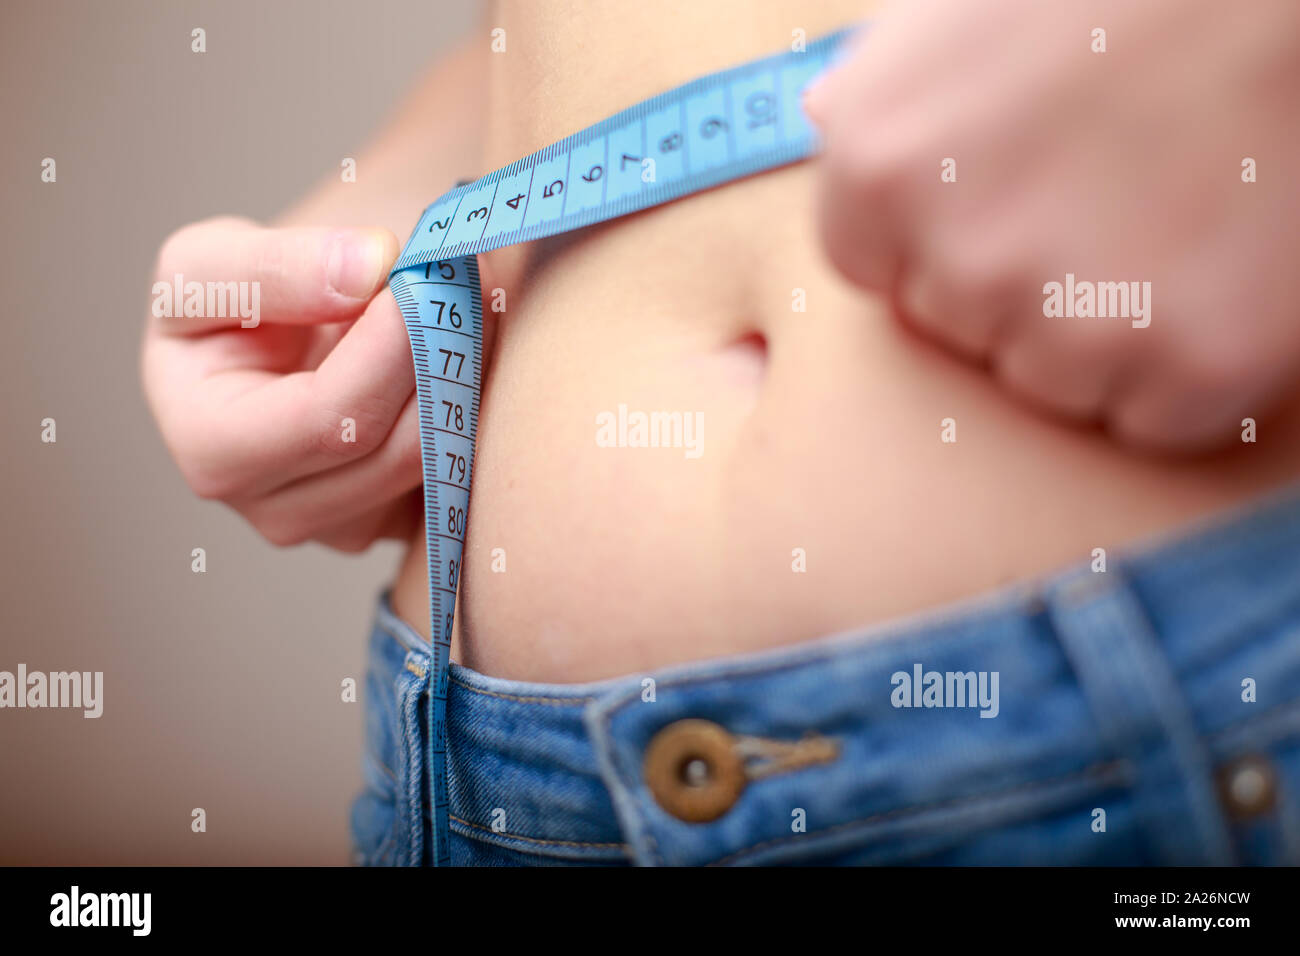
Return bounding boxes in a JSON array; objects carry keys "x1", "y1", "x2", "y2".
[{"x1": 389, "y1": 0, "x2": 1300, "y2": 682}]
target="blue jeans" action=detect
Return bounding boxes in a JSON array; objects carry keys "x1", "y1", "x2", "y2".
[{"x1": 351, "y1": 485, "x2": 1300, "y2": 865}]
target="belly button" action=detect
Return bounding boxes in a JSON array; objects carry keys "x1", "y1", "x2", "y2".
[{"x1": 715, "y1": 330, "x2": 768, "y2": 387}]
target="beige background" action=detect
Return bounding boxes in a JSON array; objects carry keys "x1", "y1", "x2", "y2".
[{"x1": 0, "y1": 0, "x2": 477, "y2": 864}]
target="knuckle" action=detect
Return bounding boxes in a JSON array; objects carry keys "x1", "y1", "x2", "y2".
[
  {"x1": 252, "y1": 509, "x2": 313, "y2": 548},
  {"x1": 1107, "y1": 375, "x2": 1239, "y2": 453},
  {"x1": 187, "y1": 470, "x2": 242, "y2": 503},
  {"x1": 264, "y1": 526, "x2": 310, "y2": 549},
  {"x1": 991, "y1": 349, "x2": 1080, "y2": 419},
  {"x1": 1175, "y1": 331, "x2": 1257, "y2": 398},
  {"x1": 175, "y1": 453, "x2": 242, "y2": 502},
  {"x1": 167, "y1": 424, "x2": 250, "y2": 501},
  {"x1": 1108, "y1": 397, "x2": 1199, "y2": 452},
  {"x1": 1108, "y1": 407, "x2": 1165, "y2": 449},
  {"x1": 319, "y1": 527, "x2": 375, "y2": 554}
]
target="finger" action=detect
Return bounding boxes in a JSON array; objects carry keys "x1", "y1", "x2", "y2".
[
  {"x1": 1108, "y1": 370, "x2": 1254, "y2": 452},
  {"x1": 811, "y1": 51, "x2": 911, "y2": 297},
  {"x1": 1106, "y1": 324, "x2": 1291, "y2": 453},
  {"x1": 312, "y1": 491, "x2": 423, "y2": 554},
  {"x1": 991, "y1": 318, "x2": 1131, "y2": 425},
  {"x1": 234, "y1": 393, "x2": 424, "y2": 544},
  {"x1": 800, "y1": 33, "x2": 859, "y2": 128},
  {"x1": 152, "y1": 218, "x2": 398, "y2": 332},
  {"x1": 155, "y1": 289, "x2": 417, "y2": 500},
  {"x1": 890, "y1": 215, "x2": 1030, "y2": 362}
]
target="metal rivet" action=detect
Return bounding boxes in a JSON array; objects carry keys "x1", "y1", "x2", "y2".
[
  {"x1": 682, "y1": 757, "x2": 711, "y2": 787},
  {"x1": 1216, "y1": 754, "x2": 1278, "y2": 820},
  {"x1": 643, "y1": 719, "x2": 745, "y2": 823}
]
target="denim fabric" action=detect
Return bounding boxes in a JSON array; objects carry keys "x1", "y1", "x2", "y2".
[{"x1": 351, "y1": 484, "x2": 1300, "y2": 865}]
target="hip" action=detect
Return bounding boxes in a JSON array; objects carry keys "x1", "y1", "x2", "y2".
[{"x1": 361, "y1": 482, "x2": 1300, "y2": 865}]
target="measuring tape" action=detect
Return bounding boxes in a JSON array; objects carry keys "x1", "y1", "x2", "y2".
[{"x1": 388, "y1": 25, "x2": 858, "y2": 866}]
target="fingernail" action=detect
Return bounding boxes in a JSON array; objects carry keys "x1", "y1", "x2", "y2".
[
  {"x1": 327, "y1": 232, "x2": 389, "y2": 300},
  {"x1": 802, "y1": 70, "x2": 831, "y2": 125},
  {"x1": 804, "y1": 31, "x2": 859, "y2": 126}
]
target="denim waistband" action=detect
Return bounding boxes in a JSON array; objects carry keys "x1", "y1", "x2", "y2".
[{"x1": 355, "y1": 484, "x2": 1300, "y2": 865}]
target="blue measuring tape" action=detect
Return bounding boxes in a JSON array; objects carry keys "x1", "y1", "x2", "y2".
[{"x1": 388, "y1": 25, "x2": 857, "y2": 865}]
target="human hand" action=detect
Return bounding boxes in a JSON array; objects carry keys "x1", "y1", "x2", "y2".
[
  {"x1": 141, "y1": 216, "x2": 425, "y2": 550},
  {"x1": 806, "y1": 0, "x2": 1300, "y2": 450}
]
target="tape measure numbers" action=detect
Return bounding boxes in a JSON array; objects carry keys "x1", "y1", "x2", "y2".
[{"x1": 389, "y1": 25, "x2": 859, "y2": 866}]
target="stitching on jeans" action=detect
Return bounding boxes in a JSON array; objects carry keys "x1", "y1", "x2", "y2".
[
  {"x1": 593, "y1": 608, "x2": 1037, "y2": 726},
  {"x1": 448, "y1": 673, "x2": 594, "y2": 706},
  {"x1": 365, "y1": 830, "x2": 395, "y2": 867},
  {"x1": 643, "y1": 819, "x2": 664, "y2": 866},
  {"x1": 375, "y1": 617, "x2": 424, "y2": 651},
  {"x1": 706, "y1": 757, "x2": 1133, "y2": 866},
  {"x1": 1209, "y1": 696, "x2": 1300, "y2": 745},
  {"x1": 595, "y1": 624, "x2": 1008, "y2": 863},
  {"x1": 597, "y1": 704, "x2": 666, "y2": 865},
  {"x1": 404, "y1": 660, "x2": 426, "y2": 678},
  {"x1": 374, "y1": 685, "x2": 1299, "y2": 862},
  {"x1": 365, "y1": 765, "x2": 627, "y2": 852},
  {"x1": 449, "y1": 813, "x2": 627, "y2": 850},
  {"x1": 367, "y1": 753, "x2": 397, "y2": 783},
  {"x1": 373, "y1": 598, "x2": 1291, "y2": 862},
  {"x1": 1124, "y1": 487, "x2": 1300, "y2": 592},
  {"x1": 373, "y1": 619, "x2": 592, "y2": 703}
]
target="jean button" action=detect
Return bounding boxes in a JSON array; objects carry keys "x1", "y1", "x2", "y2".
[
  {"x1": 643, "y1": 719, "x2": 746, "y2": 823},
  {"x1": 1216, "y1": 754, "x2": 1278, "y2": 820}
]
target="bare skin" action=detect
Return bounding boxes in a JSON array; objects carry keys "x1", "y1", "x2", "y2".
[
  {"x1": 389, "y1": 0, "x2": 1300, "y2": 681},
  {"x1": 144, "y1": 2, "x2": 1300, "y2": 685}
]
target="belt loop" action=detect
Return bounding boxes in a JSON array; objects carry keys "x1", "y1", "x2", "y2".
[
  {"x1": 1045, "y1": 567, "x2": 1236, "y2": 864},
  {"x1": 393, "y1": 650, "x2": 430, "y2": 867}
]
